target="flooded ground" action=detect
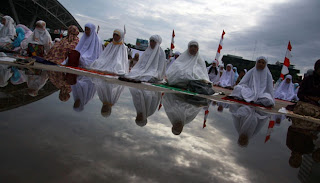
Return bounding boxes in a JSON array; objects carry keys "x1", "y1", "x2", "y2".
[{"x1": 0, "y1": 65, "x2": 319, "y2": 183}]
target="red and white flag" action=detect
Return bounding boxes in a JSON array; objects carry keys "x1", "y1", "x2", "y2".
[
  {"x1": 203, "y1": 107, "x2": 209, "y2": 128},
  {"x1": 264, "y1": 120, "x2": 275, "y2": 143},
  {"x1": 158, "y1": 92, "x2": 165, "y2": 111},
  {"x1": 214, "y1": 30, "x2": 225, "y2": 65},
  {"x1": 169, "y1": 30, "x2": 175, "y2": 58},
  {"x1": 280, "y1": 41, "x2": 292, "y2": 79}
]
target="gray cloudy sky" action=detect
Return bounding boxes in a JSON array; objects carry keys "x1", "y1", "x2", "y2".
[{"x1": 59, "y1": 0, "x2": 320, "y2": 74}]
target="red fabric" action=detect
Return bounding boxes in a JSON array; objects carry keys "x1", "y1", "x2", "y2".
[
  {"x1": 287, "y1": 41, "x2": 292, "y2": 51},
  {"x1": 265, "y1": 136, "x2": 270, "y2": 143},
  {"x1": 268, "y1": 120, "x2": 275, "y2": 128},
  {"x1": 171, "y1": 43, "x2": 175, "y2": 49},
  {"x1": 283, "y1": 57, "x2": 290, "y2": 67},
  {"x1": 217, "y1": 44, "x2": 222, "y2": 53},
  {"x1": 222, "y1": 30, "x2": 225, "y2": 39},
  {"x1": 63, "y1": 65, "x2": 118, "y2": 76},
  {"x1": 172, "y1": 30, "x2": 175, "y2": 37},
  {"x1": 280, "y1": 73, "x2": 284, "y2": 79},
  {"x1": 221, "y1": 96, "x2": 272, "y2": 109}
]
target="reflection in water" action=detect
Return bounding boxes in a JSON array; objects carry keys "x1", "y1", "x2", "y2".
[
  {"x1": 0, "y1": 64, "x2": 12, "y2": 87},
  {"x1": 93, "y1": 78, "x2": 124, "y2": 118},
  {"x1": 163, "y1": 93, "x2": 210, "y2": 135},
  {"x1": 71, "y1": 76, "x2": 96, "y2": 112},
  {"x1": 26, "y1": 70, "x2": 48, "y2": 97},
  {"x1": 229, "y1": 104, "x2": 270, "y2": 147},
  {"x1": 48, "y1": 71, "x2": 72, "y2": 102},
  {"x1": 129, "y1": 88, "x2": 161, "y2": 127}
]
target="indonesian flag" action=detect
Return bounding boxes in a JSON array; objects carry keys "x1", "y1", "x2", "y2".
[
  {"x1": 158, "y1": 92, "x2": 164, "y2": 111},
  {"x1": 280, "y1": 41, "x2": 292, "y2": 79},
  {"x1": 214, "y1": 30, "x2": 226, "y2": 65},
  {"x1": 169, "y1": 30, "x2": 175, "y2": 58},
  {"x1": 264, "y1": 120, "x2": 275, "y2": 143}
]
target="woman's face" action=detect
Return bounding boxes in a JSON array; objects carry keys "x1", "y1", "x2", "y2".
[
  {"x1": 85, "y1": 27, "x2": 91, "y2": 36},
  {"x1": 113, "y1": 33, "x2": 121, "y2": 42},
  {"x1": 212, "y1": 63, "x2": 216, "y2": 67},
  {"x1": 150, "y1": 39, "x2": 156, "y2": 49},
  {"x1": 188, "y1": 45, "x2": 198, "y2": 56},
  {"x1": 256, "y1": 59, "x2": 266, "y2": 70},
  {"x1": 285, "y1": 78, "x2": 291, "y2": 83},
  {"x1": 226, "y1": 66, "x2": 231, "y2": 71}
]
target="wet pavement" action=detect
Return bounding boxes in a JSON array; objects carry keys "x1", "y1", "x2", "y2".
[{"x1": 0, "y1": 65, "x2": 319, "y2": 183}]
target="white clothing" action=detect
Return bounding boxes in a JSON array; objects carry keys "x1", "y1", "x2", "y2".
[
  {"x1": 129, "y1": 88, "x2": 161, "y2": 126},
  {"x1": 16, "y1": 24, "x2": 32, "y2": 39},
  {"x1": 230, "y1": 56, "x2": 275, "y2": 106},
  {"x1": 27, "y1": 71, "x2": 49, "y2": 96},
  {"x1": 90, "y1": 29, "x2": 128, "y2": 75},
  {"x1": 0, "y1": 16, "x2": 15, "y2": 42},
  {"x1": 218, "y1": 64, "x2": 235, "y2": 87},
  {"x1": 93, "y1": 78, "x2": 124, "y2": 105},
  {"x1": 166, "y1": 40, "x2": 210, "y2": 88},
  {"x1": 75, "y1": 23, "x2": 102, "y2": 67},
  {"x1": 207, "y1": 61, "x2": 220, "y2": 85},
  {"x1": 0, "y1": 64, "x2": 13, "y2": 87},
  {"x1": 72, "y1": 76, "x2": 96, "y2": 112},
  {"x1": 126, "y1": 35, "x2": 166, "y2": 82},
  {"x1": 274, "y1": 75, "x2": 296, "y2": 101}
]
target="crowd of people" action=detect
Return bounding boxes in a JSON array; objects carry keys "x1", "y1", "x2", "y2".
[{"x1": 0, "y1": 15, "x2": 319, "y2": 118}]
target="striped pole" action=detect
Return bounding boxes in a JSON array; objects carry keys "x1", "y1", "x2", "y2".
[
  {"x1": 280, "y1": 41, "x2": 292, "y2": 79},
  {"x1": 214, "y1": 30, "x2": 225, "y2": 65}
]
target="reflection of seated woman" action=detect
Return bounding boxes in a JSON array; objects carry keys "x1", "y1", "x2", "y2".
[
  {"x1": 295, "y1": 60, "x2": 320, "y2": 119},
  {"x1": 129, "y1": 88, "x2": 161, "y2": 127},
  {"x1": 229, "y1": 104, "x2": 269, "y2": 147},
  {"x1": 230, "y1": 56, "x2": 275, "y2": 107},
  {"x1": 27, "y1": 70, "x2": 49, "y2": 97},
  {"x1": 72, "y1": 76, "x2": 96, "y2": 112},
  {"x1": 48, "y1": 71, "x2": 72, "y2": 102},
  {"x1": 92, "y1": 78, "x2": 124, "y2": 118},
  {"x1": 0, "y1": 64, "x2": 13, "y2": 87},
  {"x1": 163, "y1": 93, "x2": 206, "y2": 135},
  {"x1": 166, "y1": 40, "x2": 210, "y2": 88}
]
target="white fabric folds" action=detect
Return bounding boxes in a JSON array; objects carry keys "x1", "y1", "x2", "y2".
[
  {"x1": 166, "y1": 40, "x2": 210, "y2": 87},
  {"x1": 274, "y1": 75, "x2": 297, "y2": 101},
  {"x1": 0, "y1": 15, "x2": 15, "y2": 42},
  {"x1": 207, "y1": 60, "x2": 220, "y2": 85},
  {"x1": 76, "y1": 23, "x2": 102, "y2": 67},
  {"x1": 230, "y1": 56, "x2": 275, "y2": 106},
  {"x1": 90, "y1": 29, "x2": 128, "y2": 75},
  {"x1": 126, "y1": 35, "x2": 166, "y2": 82},
  {"x1": 218, "y1": 64, "x2": 235, "y2": 87}
]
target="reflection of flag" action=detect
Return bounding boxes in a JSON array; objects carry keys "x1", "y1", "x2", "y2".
[
  {"x1": 203, "y1": 109, "x2": 209, "y2": 128},
  {"x1": 158, "y1": 92, "x2": 164, "y2": 111},
  {"x1": 214, "y1": 30, "x2": 225, "y2": 65},
  {"x1": 169, "y1": 30, "x2": 175, "y2": 58},
  {"x1": 264, "y1": 120, "x2": 275, "y2": 143},
  {"x1": 280, "y1": 41, "x2": 292, "y2": 79}
]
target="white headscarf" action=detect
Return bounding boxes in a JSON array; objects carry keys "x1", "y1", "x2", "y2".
[
  {"x1": 126, "y1": 35, "x2": 166, "y2": 82},
  {"x1": 230, "y1": 56, "x2": 275, "y2": 105},
  {"x1": 129, "y1": 88, "x2": 161, "y2": 127},
  {"x1": 90, "y1": 29, "x2": 128, "y2": 75},
  {"x1": 230, "y1": 104, "x2": 269, "y2": 143},
  {"x1": 72, "y1": 76, "x2": 96, "y2": 112},
  {"x1": 0, "y1": 16, "x2": 15, "y2": 41},
  {"x1": 219, "y1": 64, "x2": 235, "y2": 87},
  {"x1": 166, "y1": 40, "x2": 210, "y2": 87},
  {"x1": 16, "y1": 24, "x2": 32, "y2": 39},
  {"x1": 27, "y1": 71, "x2": 49, "y2": 96},
  {"x1": 0, "y1": 64, "x2": 13, "y2": 87},
  {"x1": 76, "y1": 23, "x2": 102, "y2": 67},
  {"x1": 21, "y1": 20, "x2": 52, "y2": 54},
  {"x1": 274, "y1": 75, "x2": 296, "y2": 101},
  {"x1": 207, "y1": 60, "x2": 220, "y2": 85}
]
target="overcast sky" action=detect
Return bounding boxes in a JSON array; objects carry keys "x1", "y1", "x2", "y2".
[{"x1": 59, "y1": 0, "x2": 320, "y2": 74}]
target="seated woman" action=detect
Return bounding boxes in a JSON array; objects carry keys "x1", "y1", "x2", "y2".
[
  {"x1": 70, "y1": 23, "x2": 102, "y2": 67},
  {"x1": 207, "y1": 60, "x2": 220, "y2": 85},
  {"x1": 125, "y1": 35, "x2": 166, "y2": 82},
  {"x1": 235, "y1": 69, "x2": 246, "y2": 85},
  {"x1": 45, "y1": 25, "x2": 79, "y2": 64},
  {"x1": 294, "y1": 59, "x2": 320, "y2": 119},
  {"x1": 233, "y1": 67, "x2": 239, "y2": 82},
  {"x1": 129, "y1": 88, "x2": 161, "y2": 127},
  {"x1": 219, "y1": 65, "x2": 225, "y2": 77},
  {"x1": 21, "y1": 20, "x2": 52, "y2": 56},
  {"x1": 166, "y1": 40, "x2": 210, "y2": 88},
  {"x1": 274, "y1": 75, "x2": 297, "y2": 101},
  {"x1": 90, "y1": 29, "x2": 128, "y2": 75},
  {"x1": 0, "y1": 15, "x2": 15, "y2": 44},
  {"x1": 230, "y1": 56, "x2": 275, "y2": 107},
  {"x1": 218, "y1": 64, "x2": 235, "y2": 88}
]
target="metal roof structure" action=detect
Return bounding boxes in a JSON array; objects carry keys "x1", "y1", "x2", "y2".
[{"x1": 0, "y1": 0, "x2": 83, "y2": 32}]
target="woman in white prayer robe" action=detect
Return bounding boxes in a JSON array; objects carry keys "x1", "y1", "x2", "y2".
[
  {"x1": 163, "y1": 93, "x2": 204, "y2": 135},
  {"x1": 21, "y1": 20, "x2": 52, "y2": 54},
  {"x1": 0, "y1": 64, "x2": 13, "y2": 87},
  {"x1": 166, "y1": 40, "x2": 210, "y2": 88},
  {"x1": 0, "y1": 16, "x2": 15, "y2": 43},
  {"x1": 27, "y1": 70, "x2": 48, "y2": 97},
  {"x1": 129, "y1": 88, "x2": 161, "y2": 127},
  {"x1": 229, "y1": 104, "x2": 269, "y2": 147},
  {"x1": 207, "y1": 60, "x2": 220, "y2": 85},
  {"x1": 72, "y1": 76, "x2": 96, "y2": 112},
  {"x1": 219, "y1": 65, "x2": 225, "y2": 77},
  {"x1": 90, "y1": 29, "x2": 128, "y2": 75},
  {"x1": 218, "y1": 64, "x2": 235, "y2": 88},
  {"x1": 125, "y1": 35, "x2": 166, "y2": 82},
  {"x1": 230, "y1": 56, "x2": 275, "y2": 107},
  {"x1": 274, "y1": 75, "x2": 297, "y2": 101},
  {"x1": 92, "y1": 78, "x2": 124, "y2": 118}
]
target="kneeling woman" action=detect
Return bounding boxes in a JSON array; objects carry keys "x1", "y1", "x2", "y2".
[
  {"x1": 166, "y1": 40, "x2": 210, "y2": 88},
  {"x1": 230, "y1": 56, "x2": 275, "y2": 107}
]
